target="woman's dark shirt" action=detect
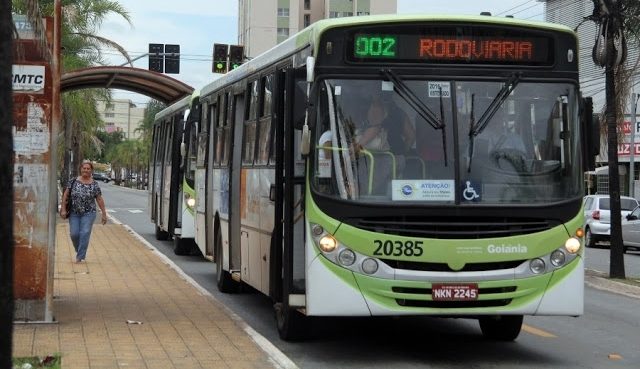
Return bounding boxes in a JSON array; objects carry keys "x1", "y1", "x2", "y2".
[{"x1": 67, "y1": 178, "x2": 101, "y2": 215}]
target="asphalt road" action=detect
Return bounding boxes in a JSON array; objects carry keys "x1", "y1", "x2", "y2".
[{"x1": 101, "y1": 183, "x2": 640, "y2": 369}]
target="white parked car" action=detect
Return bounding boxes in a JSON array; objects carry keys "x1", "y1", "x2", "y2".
[
  {"x1": 621, "y1": 206, "x2": 640, "y2": 253},
  {"x1": 583, "y1": 195, "x2": 639, "y2": 248}
]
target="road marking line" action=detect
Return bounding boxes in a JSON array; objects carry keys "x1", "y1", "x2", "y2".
[
  {"x1": 128, "y1": 209, "x2": 143, "y2": 213},
  {"x1": 522, "y1": 324, "x2": 556, "y2": 338}
]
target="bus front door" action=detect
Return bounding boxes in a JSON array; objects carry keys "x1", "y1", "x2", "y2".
[{"x1": 272, "y1": 66, "x2": 308, "y2": 340}]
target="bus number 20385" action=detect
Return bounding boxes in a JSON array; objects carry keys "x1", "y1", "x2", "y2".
[{"x1": 373, "y1": 240, "x2": 424, "y2": 257}]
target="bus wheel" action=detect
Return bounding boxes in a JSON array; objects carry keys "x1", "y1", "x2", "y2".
[
  {"x1": 215, "y1": 227, "x2": 236, "y2": 293},
  {"x1": 479, "y1": 315, "x2": 523, "y2": 341},
  {"x1": 155, "y1": 225, "x2": 169, "y2": 241},
  {"x1": 274, "y1": 302, "x2": 307, "y2": 341},
  {"x1": 173, "y1": 236, "x2": 192, "y2": 255}
]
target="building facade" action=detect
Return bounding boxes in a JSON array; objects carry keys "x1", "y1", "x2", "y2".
[
  {"x1": 543, "y1": 0, "x2": 639, "y2": 113},
  {"x1": 96, "y1": 99, "x2": 146, "y2": 140},
  {"x1": 542, "y1": 0, "x2": 640, "y2": 193},
  {"x1": 238, "y1": 0, "x2": 397, "y2": 58}
]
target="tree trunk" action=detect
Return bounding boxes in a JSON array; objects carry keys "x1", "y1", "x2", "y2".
[
  {"x1": 0, "y1": 0, "x2": 15, "y2": 365},
  {"x1": 72, "y1": 132, "x2": 80, "y2": 175},
  {"x1": 605, "y1": 22, "x2": 626, "y2": 279}
]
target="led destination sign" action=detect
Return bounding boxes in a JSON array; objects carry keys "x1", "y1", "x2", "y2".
[
  {"x1": 419, "y1": 38, "x2": 534, "y2": 62},
  {"x1": 351, "y1": 30, "x2": 552, "y2": 65}
]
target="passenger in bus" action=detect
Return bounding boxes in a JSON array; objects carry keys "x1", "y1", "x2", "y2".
[
  {"x1": 381, "y1": 93, "x2": 415, "y2": 177},
  {"x1": 318, "y1": 130, "x2": 333, "y2": 160},
  {"x1": 353, "y1": 95, "x2": 395, "y2": 195},
  {"x1": 354, "y1": 95, "x2": 390, "y2": 152}
]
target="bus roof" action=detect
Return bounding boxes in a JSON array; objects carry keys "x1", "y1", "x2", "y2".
[
  {"x1": 154, "y1": 90, "x2": 199, "y2": 122},
  {"x1": 200, "y1": 14, "x2": 575, "y2": 98}
]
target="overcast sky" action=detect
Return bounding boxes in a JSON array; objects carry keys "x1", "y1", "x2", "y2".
[{"x1": 100, "y1": 0, "x2": 546, "y2": 105}]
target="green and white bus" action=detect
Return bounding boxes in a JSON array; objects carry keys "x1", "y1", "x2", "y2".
[
  {"x1": 174, "y1": 14, "x2": 600, "y2": 341},
  {"x1": 149, "y1": 92, "x2": 201, "y2": 255}
]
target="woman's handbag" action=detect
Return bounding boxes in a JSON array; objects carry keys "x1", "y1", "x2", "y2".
[{"x1": 64, "y1": 178, "x2": 76, "y2": 218}]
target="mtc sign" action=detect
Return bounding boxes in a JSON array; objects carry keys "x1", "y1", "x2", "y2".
[{"x1": 12, "y1": 64, "x2": 45, "y2": 93}]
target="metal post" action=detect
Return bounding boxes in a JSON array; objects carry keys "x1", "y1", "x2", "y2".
[{"x1": 630, "y1": 93, "x2": 639, "y2": 198}]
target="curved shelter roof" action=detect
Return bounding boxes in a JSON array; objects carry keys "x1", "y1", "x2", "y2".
[{"x1": 61, "y1": 66, "x2": 194, "y2": 105}]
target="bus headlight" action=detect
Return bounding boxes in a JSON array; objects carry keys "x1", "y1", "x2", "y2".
[
  {"x1": 550, "y1": 250, "x2": 566, "y2": 267},
  {"x1": 312, "y1": 224, "x2": 324, "y2": 236},
  {"x1": 186, "y1": 197, "x2": 196, "y2": 208},
  {"x1": 338, "y1": 249, "x2": 356, "y2": 266},
  {"x1": 319, "y1": 235, "x2": 338, "y2": 252},
  {"x1": 530, "y1": 258, "x2": 546, "y2": 274},
  {"x1": 565, "y1": 237, "x2": 581, "y2": 254},
  {"x1": 361, "y1": 258, "x2": 379, "y2": 274}
]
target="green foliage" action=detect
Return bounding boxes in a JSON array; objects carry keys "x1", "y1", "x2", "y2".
[
  {"x1": 136, "y1": 99, "x2": 166, "y2": 144},
  {"x1": 12, "y1": 355, "x2": 61, "y2": 369},
  {"x1": 88, "y1": 130, "x2": 125, "y2": 162},
  {"x1": 12, "y1": 0, "x2": 134, "y2": 175}
]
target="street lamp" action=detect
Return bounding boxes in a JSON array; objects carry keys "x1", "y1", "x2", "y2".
[{"x1": 629, "y1": 93, "x2": 640, "y2": 198}]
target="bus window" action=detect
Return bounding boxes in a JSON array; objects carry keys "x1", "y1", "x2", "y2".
[
  {"x1": 262, "y1": 74, "x2": 273, "y2": 117},
  {"x1": 222, "y1": 92, "x2": 233, "y2": 166},
  {"x1": 248, "y1": 80, "x2": 259, "y2": 121},
  {"x1": 243, "y1": 80, "x2": 259, "y2": 165},
  {"x1": 215, "y1": 94, "x2": 226, "y2": 166},
  {"x1": 257, "y1": 74, "x2": 274, "y2": 165},
  {"x1": 185, "y1": 119, "x2": 198, "y2": 184},
  {"x1": 198, "y1": 103, "x2": 215, "y2": 168}
]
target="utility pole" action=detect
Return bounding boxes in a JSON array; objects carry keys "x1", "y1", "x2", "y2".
[
  {"x1": 0, "y1": 0, "x2": 14, "y2": 365},
  {"x1": 591, "y1": 0, "x2": 627, "y2": 278}
]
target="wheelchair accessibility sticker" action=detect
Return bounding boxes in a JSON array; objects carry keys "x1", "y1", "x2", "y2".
[{"x1": 461, "y1": 180, "x2": 481, "y2": 201}]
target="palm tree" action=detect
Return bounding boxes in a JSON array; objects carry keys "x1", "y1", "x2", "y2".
[
  {"x1": 12, "y1": 0, "x2": 132, "y2": 183},
  {"x1": 588, "y1": 0, "x2": 640, "y2": 278},
  {"x1": 0, "y1": 0, "x2": 14, "y2": 364}
]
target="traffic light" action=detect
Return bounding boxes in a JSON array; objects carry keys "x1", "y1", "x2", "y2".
[
  {"x1": 148, "y1": 43, "x2": 164, "y2": 73},
  {"x1": 164, "y1": 44, "x2": 180, "y2": 74},
  {"x1": 213, "y1": 43, "x2": 228, "y2": 74},
  {"x1": 229, "y1": 45, "x2": 244, "y2": 70},
  {"x1": 148, "y1": 43, "x2": 181, "y2": 74}
]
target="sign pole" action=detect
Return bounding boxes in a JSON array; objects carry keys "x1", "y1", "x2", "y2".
[{"x1": 630, "y1": 93, "x2": 638, "y2": 198}]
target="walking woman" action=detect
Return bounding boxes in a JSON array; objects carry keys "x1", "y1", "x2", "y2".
[{"x1": 59, "y1": 161, "x2": 108, "y2": 263}]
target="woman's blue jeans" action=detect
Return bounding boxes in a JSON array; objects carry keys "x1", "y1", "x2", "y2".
[{"x1": 69, "y1": 211, "x2": 96, "y2": 261}]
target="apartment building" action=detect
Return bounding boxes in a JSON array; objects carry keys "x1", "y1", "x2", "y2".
[
  {"x1": 239, "y1": 0, "x2": 397, "y2": 58},
  {"x1": 96, "y1": 99, "x2": 146, "y2": 140}
]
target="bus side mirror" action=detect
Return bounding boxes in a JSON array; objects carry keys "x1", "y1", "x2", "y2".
[
  {"x1": 180, "y1": 142, "x2": 186, "y2": 158},
  {"x1": 299, "y1": 56, "x2": 316, "y2": 155},
  {"x1": 582, "y1": 97, "x2": 599, "y2": 171}
]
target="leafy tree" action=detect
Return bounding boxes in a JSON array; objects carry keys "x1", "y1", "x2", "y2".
[
  {"x1": 89, "y1": 130, "x2": 125, "y2": 162},
  {"x1": 136, "y1": 99, "x2": 165, "y2": 145},
  {"x1": 0, "y1": 0, "x2": 13, "y2": 364}
]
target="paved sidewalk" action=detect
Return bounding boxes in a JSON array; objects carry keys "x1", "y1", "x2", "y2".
[{"x1": 13, "y1": 221, "x2": 291, "y2": 369}]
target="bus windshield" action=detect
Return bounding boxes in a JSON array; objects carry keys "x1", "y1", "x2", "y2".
[{"x1": 311, "y1": 78, "x2": 582, "y2": 205}]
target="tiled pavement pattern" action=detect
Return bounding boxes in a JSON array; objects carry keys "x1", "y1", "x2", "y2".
[{"x1": 13, "y1": 223, "x2": 282, "y2": 369}]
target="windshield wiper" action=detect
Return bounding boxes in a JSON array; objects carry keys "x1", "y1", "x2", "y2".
[
  {"x1": 382, "y1": 69, "x2": 448, "y2": 166},
  {"x1": 466, "y1": 73, "x2": 521, "y2": 172}
]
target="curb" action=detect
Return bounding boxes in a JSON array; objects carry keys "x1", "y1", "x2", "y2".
[
  {"x1": 584, "y1": 269, "x2": 640, "y2": 300},
  {"x1": 108, "y1": 214, "x2": 299, "y2": 369}
]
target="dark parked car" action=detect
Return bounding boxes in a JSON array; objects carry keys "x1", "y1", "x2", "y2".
[{"x1": 92, "y1": 172, "x2": 111, "y2": 183}]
